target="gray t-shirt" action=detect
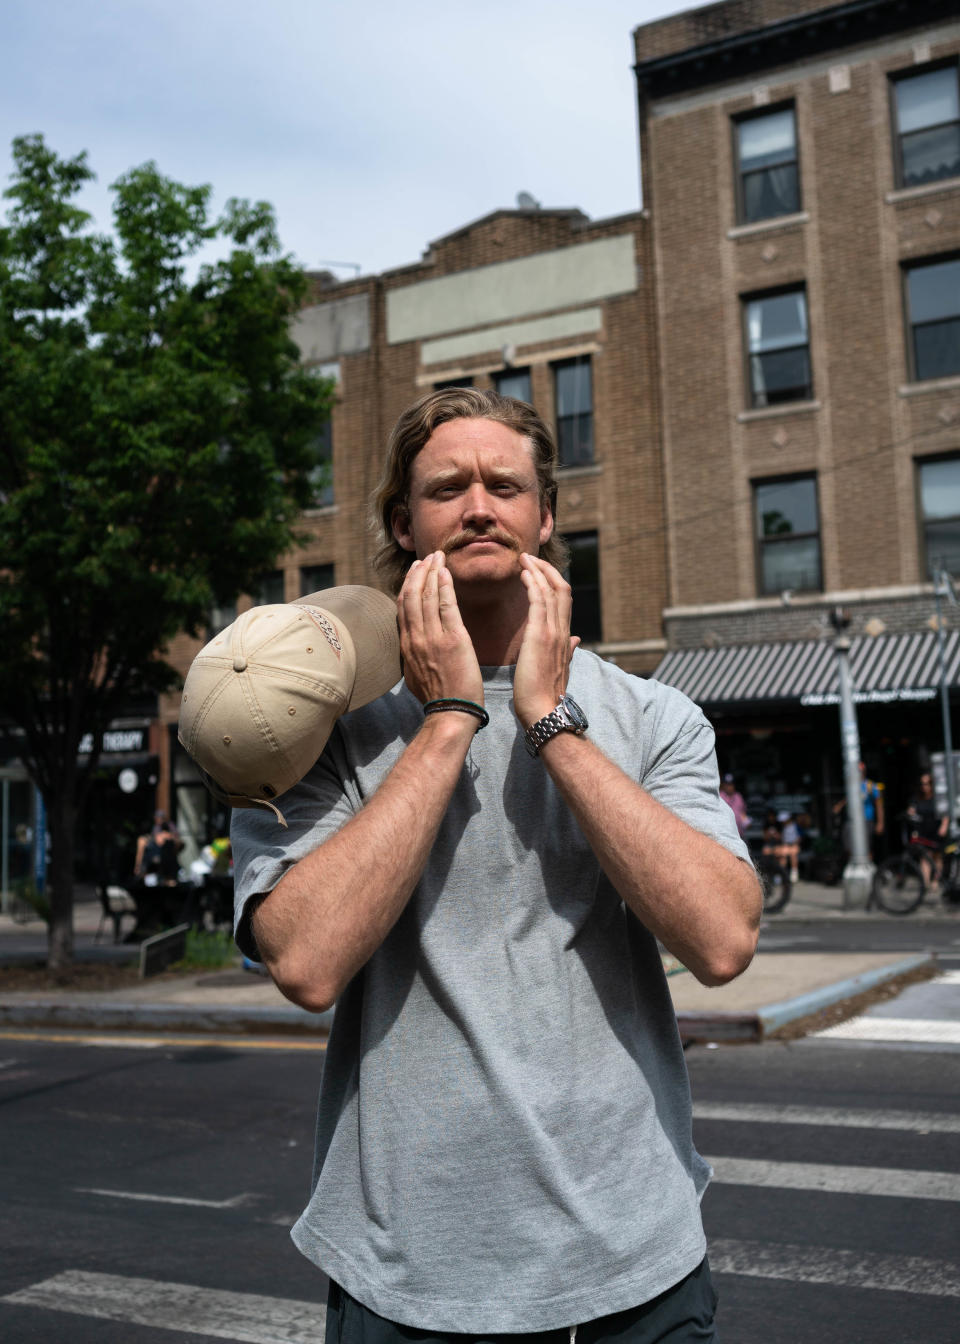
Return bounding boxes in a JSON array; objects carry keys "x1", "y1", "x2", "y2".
[{"x1": 232, "y1": 649, "x2": 748, "y2": 1333}]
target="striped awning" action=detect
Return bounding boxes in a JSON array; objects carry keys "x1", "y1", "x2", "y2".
[{"x1": 653, "y1": 630, "x2": 960, "y2": 709}]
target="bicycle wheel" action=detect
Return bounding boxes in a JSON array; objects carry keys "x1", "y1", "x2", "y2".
[
  {"x1": 760, "y1": 862, "x2": 792, "y2": 914},
  {"x1": 872, "y1": 856, "x2": 925, "y2": 916}
]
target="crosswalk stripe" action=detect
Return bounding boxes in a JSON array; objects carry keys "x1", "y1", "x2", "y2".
[
  {"x1": 693, "y1": 1101, "x2": 960, "y2": 1133},
  {"x1": 707, "y1": 1156, "x2": 960, "y2": 1201},
  {"x1": 75, "y1": 1186, "x2": 254, "y2": 1210},
  {"x1": 815, "y1": 1018, "x2": 960, "y2": 1044},
  {"x1": 2, "y1": 1270, "x2": 325, "y2": 1343},
  {"x1": 710, "y1": 1238, "x2": 960, "y2": 1298}
]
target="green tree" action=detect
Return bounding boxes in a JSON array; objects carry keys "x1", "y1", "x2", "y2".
[{"x1": 0, "y1": 135, "x2": 333, "y2": 969}]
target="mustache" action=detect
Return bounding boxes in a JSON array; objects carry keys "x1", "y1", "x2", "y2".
[{"x1": 444, "y1": 528, "x2": 520, "y2": 553}]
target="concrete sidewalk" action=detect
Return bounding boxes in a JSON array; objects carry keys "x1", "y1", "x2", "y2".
[{"x1": 0, "y1": 881, "x2": 947, "y2": 1043}]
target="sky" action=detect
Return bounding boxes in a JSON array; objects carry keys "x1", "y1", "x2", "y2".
[{"x1": 4, "y1": 0, "x2": 694, "y2": 280}]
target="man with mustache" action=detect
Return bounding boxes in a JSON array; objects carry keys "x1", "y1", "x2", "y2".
[{"x1": 232, "y1": 387, "x2": 761, "y2": 1343}]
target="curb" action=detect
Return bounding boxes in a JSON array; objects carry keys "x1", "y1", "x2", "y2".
[
  {"x1": 0, "y1": 999, "x2": 334, "y2": 1036},
  {"x1": 676, "y1": 952, "x2": 936, "y2": 1045}
]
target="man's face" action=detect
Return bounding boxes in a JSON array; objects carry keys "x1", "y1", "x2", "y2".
[{"x1": 392, "y1": 417, "x2": 553, "y2": 590}]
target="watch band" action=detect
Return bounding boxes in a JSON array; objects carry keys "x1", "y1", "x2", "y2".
[{"x1": 523, "y1": 695, "x2": 588, "y2": 757}]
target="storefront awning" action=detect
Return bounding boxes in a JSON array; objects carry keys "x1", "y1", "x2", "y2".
[{"x1": 652, "y1": 630, "x2": 960, "y2": 710}]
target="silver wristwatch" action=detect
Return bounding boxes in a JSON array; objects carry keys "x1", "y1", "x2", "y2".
[{"x1": 523, "y1": 694, "x2": 588, "y2": 757}]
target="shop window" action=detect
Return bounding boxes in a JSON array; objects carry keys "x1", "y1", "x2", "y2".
[
  {"x1": 904, "y1": 256, "x2": 960, "y2": 382},
  {"x1": 554, "y1": 356, "x2": 593, "y2": 467},
  {"x1": 754, "y1": 476, "x2": 821, "y2": 595},
  {"x1": 563, "y1": 530, "x2": 602, "y2": 643},
  {"x1": 255, "y1": 570, "x2": 285, "y2": 606},
  {"x1": 307, "y1": 417, "x2": 334, "y2": 508},
  {"x1": 918, "y1": 456, "x2": 960, "y2": 577},
  {"x1": 744, "y1": 288, "x2": 812, "y2": 407},
  {"x1": 300, "y1": 563, "x2": 335, "y2": 597},
  {"x1": 734, "y1": 105, "x2": 800, "y2": 224},
  {"x1": 891, "y1": 64, "x2": 960, "y2": 190},
  {"x1": 494, "y1": 368, "x2": 532, "y2": 403}
]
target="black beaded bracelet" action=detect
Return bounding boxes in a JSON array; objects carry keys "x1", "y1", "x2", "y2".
[{"x1": 423, "y1": 698, "x2": 489, "y2": 730}]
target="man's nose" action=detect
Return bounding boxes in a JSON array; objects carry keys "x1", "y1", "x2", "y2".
[{"x1": 461, "y1": 484, "x2": 497, "y2": 522}]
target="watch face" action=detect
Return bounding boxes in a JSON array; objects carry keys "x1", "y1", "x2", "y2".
[{"x1": 560, "y1": 694, "x2": 588, "y2": 731}]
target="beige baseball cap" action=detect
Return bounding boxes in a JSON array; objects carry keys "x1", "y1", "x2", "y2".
[{"x1": 178, "y1": 586, "x2": 401, "y2": 824}]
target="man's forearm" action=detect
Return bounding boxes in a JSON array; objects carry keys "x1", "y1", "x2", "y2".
[
  {"x1": 537, "y1": 733, "x2": 761, "y2": 986},
  {"x1": 251, "y1": 713, "x2": 476, "y2": 1011}
]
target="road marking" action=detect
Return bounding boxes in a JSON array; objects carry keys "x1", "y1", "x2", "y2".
[
  {"x1": 710, "y1": 1238, "x2": 960, "y2": 1298},
  {"x1": 3, "y1": 1270, "x2": 324, "y2": 1342},
  {"x1": 694, "y1": 1101, "x2": 960, "y2": 1133},
  {"x1": 75, "y1": 1187, "x2": 255, "y2": 1210},
  {"x1": 0, "y1": 1029, "x2": 326, "y2": 1052},
  {"x1": 815, "y1": 1018, "x2": 960, "y2": 1045},
  {"x1": 936, "y1": 969, "x2": 960, "y2": 984},
  {"x1": 707, "y1": 1156, "x2": 960, "y2": 1202}
]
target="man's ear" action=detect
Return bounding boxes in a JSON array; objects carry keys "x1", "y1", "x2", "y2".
[
  {"x1": 538, "y1": 500, "x2": 554, "y2": 549},
  {"x1": 392, "y1": 506, "x2": 416, "y2": 552}
]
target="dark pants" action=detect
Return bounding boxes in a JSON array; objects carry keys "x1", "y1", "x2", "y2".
[{"x1": 325, "y1": 1258, "x2": 718, "y2": 1344}]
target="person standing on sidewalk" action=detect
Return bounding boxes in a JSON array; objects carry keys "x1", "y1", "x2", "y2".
[{"x1": 231, "y1": 388, "x2": 761, "y2": 1344}]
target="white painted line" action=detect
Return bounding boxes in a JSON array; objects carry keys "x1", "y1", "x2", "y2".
[
  {"x1": 937, "y1": 970, "x2": 960, "y2": 985},
  {"x1": 3, "y1": 1270, "x2": 325, "y2": 1344},
  {"x1": 710, "y1": 1238, "x2": 960, "y2": 1298},
  {"x1": 708, "y1": 1156, "x2": 960, "y2": 1202},
  {"x1": 816, "y1": 1018, "x2": 960, "y2": 1044},
  {"x1": 694, "y1": 1101, "x2": 960, "y2": 1134},
  {"x1": 75, "y1": 1187, "x2": 254, "y2": 1210},
  {"x1": 0, "y1": 1029, "x2": 326, "y2": 1052}
]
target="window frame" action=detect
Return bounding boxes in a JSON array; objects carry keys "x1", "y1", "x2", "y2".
[
  {"x1": 742, "y1": 284, "x2": 813, "y2": 409},
  {"x1": 916, "y1": 453, "x2": 960, "y2": 579},
  {"x1": 752, "y1": 473, "x2": 823, "y2": 597},
  {"x1": 902, "y1": 252, "x2": 960, "y2": 384},
  {"x1": 493, "y1": 367, "x2": 532, "y2": 403},
  {"x1": 300, "y1": 563, "x2": 335, "y2": 598},
  {"x1": 732, "y1": 101, "x2": 801, "y2": 226},
  {"x1": 553, "y1": 355, "x2": 594, "y2": 468},
  {"x1": 889, "y1": 59, "x2": 960, "y2": 192}
]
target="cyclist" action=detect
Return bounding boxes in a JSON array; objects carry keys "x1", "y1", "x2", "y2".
[{"x1": 906, "y1": 771, "x2": 948, "y2": 889}]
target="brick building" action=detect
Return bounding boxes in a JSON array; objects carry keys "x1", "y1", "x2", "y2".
[
  {"x1": 635, "y1": 0, "x2": 960, "y2": 832},
  {"x1": 163, "y1": 205, "x2": 669, "y2": 855}
]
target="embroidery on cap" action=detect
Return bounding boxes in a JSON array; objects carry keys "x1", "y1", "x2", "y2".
[{"x1": 300, "y1": 605, "x2": 342, "y2": 659}]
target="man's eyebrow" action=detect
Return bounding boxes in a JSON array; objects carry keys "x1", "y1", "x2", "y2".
[{"x1": 418, "y1": 464, "x2": 533, "y2": 488}]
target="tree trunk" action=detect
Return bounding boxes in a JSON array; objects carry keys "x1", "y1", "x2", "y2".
[{"x1": 46, "y1": 788, "x2": 76, "y2": 971}]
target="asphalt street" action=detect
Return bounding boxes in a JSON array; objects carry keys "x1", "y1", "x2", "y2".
[{"x1": 2, "y1": 967, "x2": 959, "y2": 1344}]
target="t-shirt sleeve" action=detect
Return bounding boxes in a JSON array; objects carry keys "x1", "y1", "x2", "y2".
[
  {"x1": 641, "y1": 696, "x2": 751, "y2": 863},
  {"x1": 230, "y1": 729, "x2": 361, "y2": 961}
]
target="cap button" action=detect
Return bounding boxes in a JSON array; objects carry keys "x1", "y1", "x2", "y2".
[{"x1": 233, "y1": 656, "x2": 248, "y2": 673}]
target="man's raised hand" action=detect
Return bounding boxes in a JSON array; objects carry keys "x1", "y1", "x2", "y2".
[
  {"x1": 513, "y1": 553, "x2": 580, "y2": 727},
  {"x1": 397, "y1": 551, "x2": 483, "y2": 708}
]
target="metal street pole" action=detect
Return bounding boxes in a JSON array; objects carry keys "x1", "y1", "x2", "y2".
[
  {"x1": 933, "y1": 567, "x2": 958, "y2": 838},
  {"x1": 831, "y1": 610, "x2": 873, "y2": 907}
]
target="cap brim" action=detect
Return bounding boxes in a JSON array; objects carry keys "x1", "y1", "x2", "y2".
[{"x1": 296, "y1": 585, "x2": 401, "y2": 711}]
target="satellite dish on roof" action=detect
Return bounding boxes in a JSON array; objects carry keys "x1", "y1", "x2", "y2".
[{"x1": 516, "y1": 191, "x2": 540, "y2": 210}]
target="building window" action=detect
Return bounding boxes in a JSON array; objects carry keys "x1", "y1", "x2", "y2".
[
  {"x1": 207, "y1": 599, "x2": 236, "y2": 634},
  {"x1": 735, "y1": 105, "x2": 800, "y2": 224},
  {"x1": 904, "y1": 256, "x2": 960, "y2": 382},
  {"x1": 308, "y1": 417, "x2": 334, "y2": 508},
  {"x1": 494, "y1": 368, "x2": 532, "y2": 403},
  {"x1": 744, "y1": 288, "x2": 811, "y2": 407},
  {"x1": 754, "y1": 477, "x2": 821, "y2": 595},
  {"x1": 255, "y1": 570, "x2": 285, "y2": 606},
  {"x1": 300, "y1": 563, "x2": 335, "y2": 597},
  {"x1": 918, "y1": 457, "x2": 960, "y2": 576},
  {"x1": 563, "y1": 531, "x2": 601, "y2": 643},
  {"x1": 554, "y1": 357, "x2": 593, "y2": 467},
  {"x1": 434, "y1": 376, "x2": 473, "y2": 390},
  {"x1": 891, "y1": 64, "x2": 960, "y2": 190}
]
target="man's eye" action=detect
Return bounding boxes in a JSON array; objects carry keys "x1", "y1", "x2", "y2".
[{"x1": 493, "y1": 482, "x2": 519, "y2": 494}]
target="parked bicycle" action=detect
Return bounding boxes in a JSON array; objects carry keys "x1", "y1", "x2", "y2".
[{"x1": 870, "y1": 817, "x2": 960, "y2": 915}]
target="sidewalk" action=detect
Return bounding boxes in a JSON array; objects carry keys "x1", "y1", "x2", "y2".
[{"x1": 0, "y1": 880, "x2": 948, "y2": 1043}]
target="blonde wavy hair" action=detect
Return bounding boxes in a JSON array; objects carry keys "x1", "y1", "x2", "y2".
[{"x1": 371, "y1": 387, "x2": 569, "y2": 594}]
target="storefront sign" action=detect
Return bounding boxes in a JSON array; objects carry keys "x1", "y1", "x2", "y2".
[
  {"x1": 800, "y1": 687, "x2": 937, "y2": 707},
  {"x1": 78, "y1": 728, "x2": 146, "y2": 756}
]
